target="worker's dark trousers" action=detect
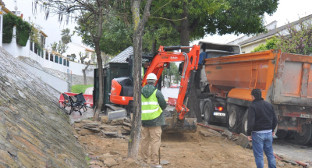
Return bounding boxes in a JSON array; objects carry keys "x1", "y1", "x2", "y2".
[{"x1": 141, "y1": 126, "x2": 162, "y2": 164}]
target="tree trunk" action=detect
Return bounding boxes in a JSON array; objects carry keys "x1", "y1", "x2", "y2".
[
  {"x1": 152, "y1": 39, "x2": 157, "y2": 54},
  {"x1": 82, "y1": 61, "x2": 90, "y2": 85},
  {"x1": 180, "y1": 2, "x2": 190, "y2": 48},
  {"x1": 128, "y1": 0, "x2": 142, "y2": 158},
  {"x1": 169, "y1": 75, "x2": 172, "y2": 87},
  {"x1": 93, "y1": 6, "x2": 104, "y2": 121},
  {"x1": 94, "y1": 38, "x2": 103, "y2": 121},
  {"x1": 128, "y1": 0, "x2": 153, "y2": 159}
]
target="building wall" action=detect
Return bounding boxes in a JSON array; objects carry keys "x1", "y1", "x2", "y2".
[
  {"x1": 241, "y1": 40, "x2": 266, "y2": 53},
  {"x1": 2, "y1": 26, "x2": 94, "y2": 77}
]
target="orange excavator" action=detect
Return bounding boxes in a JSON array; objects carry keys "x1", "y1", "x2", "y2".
[{"x1": 109, "y1": 45, "x2": 200, "y2": 132}]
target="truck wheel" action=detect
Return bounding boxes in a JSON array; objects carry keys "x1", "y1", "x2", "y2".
[
  {"x1": 294, "y1": 124, "x2": 312, "y2": 145},
  {"x1": 202, "y1": 99, "x2": 214, "y2": 124},
  {"x1": 241, "y1": 110, "x2": 248, "y2": 135},
  {"x1": 227, "y1": 104, "x2": 244, "y2": 133}
]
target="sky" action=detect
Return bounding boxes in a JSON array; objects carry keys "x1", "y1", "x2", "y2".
[{"x1": 3, "y1": 0, "x2": 312, "y2": 49}]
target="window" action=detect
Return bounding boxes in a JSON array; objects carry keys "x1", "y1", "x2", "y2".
[
  {"x1": 41, "y1": 35, "x2": 46, "y2": 49},
  {"x1": 34, "y1": 43, "x2": 38, "y2": 54},
  {"x1": 59, "y1": 57, "x2": 62, "y2": 64},
  {"x1": 30, "y1": 41, "x2": 33, "y2": 51},
  {"x1": 55, "y1": 56, "x2": 58, "y2": 63},
  {"x1": 67, "y1": 60, "x2": 69, "y2": 67},
  {"x1": 45, "y1": 51, "x2": 49, "y2": 60},
  {"x1": 63, "y1": 59, "x2": 66, "y2": 66},
  {"x1": 50, "y1": 54, "x2": 54, "y2": 62}
]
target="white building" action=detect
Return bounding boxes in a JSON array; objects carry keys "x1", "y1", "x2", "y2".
[
  {"x1": 0, "y1": 3, "x2": 94, "y2": 77},
  {"x1": 228, "y1": 14, "x2": 312, "y2": 53}
]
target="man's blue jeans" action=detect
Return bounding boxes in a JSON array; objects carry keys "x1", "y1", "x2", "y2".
[{"x1": 252, "y1": 132, "x2": 276, "y2": 168}]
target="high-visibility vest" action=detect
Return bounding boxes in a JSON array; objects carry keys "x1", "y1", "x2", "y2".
[{"x1": 141, "y1": 90, "x2": 162, "y2": 120}]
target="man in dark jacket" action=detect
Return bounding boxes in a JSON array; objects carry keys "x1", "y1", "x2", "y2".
[
  {"x1": 141, "y1": 73, "x2": 167, "y2": 168},
  {"x1": 247, "y1": 89, "x2": 277, "y2": 168}
]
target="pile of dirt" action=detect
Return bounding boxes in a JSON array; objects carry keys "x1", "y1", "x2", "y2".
[{"x1": 74, "y1": 117, "x2": 300, "y2": 168}]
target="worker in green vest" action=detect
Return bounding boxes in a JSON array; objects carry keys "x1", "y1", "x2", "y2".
[{"x1": 141, "y1": 73, "x2": 167, "y2": 168}]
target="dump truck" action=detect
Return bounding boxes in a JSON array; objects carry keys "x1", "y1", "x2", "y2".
[{"x1": 198, "y1": 49, "x2": 312, "y2": 145}]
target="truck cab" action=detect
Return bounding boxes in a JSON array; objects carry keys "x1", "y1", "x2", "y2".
[{"x1": 196, "y1": 42, "x2": 241, "y2": 124}]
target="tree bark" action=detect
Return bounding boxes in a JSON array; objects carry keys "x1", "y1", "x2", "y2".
[
  {"x1": 82, "y1": 61, "x2": 90, "y2": 85},
  {"x1": 128, "y1": 0, "x2": 153, "y2": 159},
  {"x1": 152, "y1": 39, "x2": 157, "y2": 54},
  {"x1": 93, "y1": 6, "x2": 104, "y2": 121},
  {"x1": 128, "y1": 0, "x2": 142, "y2": 158},
  {"x1": 94, "y1": 38, "x2": 103, "y2": 121},
  {"x1": 180, "y1": 3, "x2": 190, "y2": 47}
]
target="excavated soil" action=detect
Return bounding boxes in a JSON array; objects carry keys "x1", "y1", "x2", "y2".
[{"x1": 73, "y1": 117, "x2": 300, "y2": 168}]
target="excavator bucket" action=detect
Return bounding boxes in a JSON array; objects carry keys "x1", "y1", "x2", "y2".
[{"x1": 162, "y1": 109, "x2": 197, "y2": 133}]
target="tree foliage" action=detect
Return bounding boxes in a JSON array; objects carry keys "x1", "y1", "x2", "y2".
[
  {"x1": 61, "y1": 28, "x2": 72, "y2": 44},
  {"x1": 252, "y1": 37, "x2": 279, "y2": 52},
  {"x1": 149, "y1": 0, "x2": 279, "y2": 45},
  {"x1": 76, "y1": 10, "x2": 133, "y2": 56},
  {"x1": 252, "y1": 21, "x2": 312, "y2": 55},
  {"x1": 36, "y1": 0, "x2": 111, "y2": 122},
  {"x1": 30, "y1": 23, "x2": 41, "y2": 45},
  {"x1": 51, "y1": 28, "x2": 72, "y2": 54},
  {"x1": 278, "y1": 22, "x2": 312, "y2": 55},
  {"x1": 162, "y1": 63, "x2": 180, "y2": 86}
]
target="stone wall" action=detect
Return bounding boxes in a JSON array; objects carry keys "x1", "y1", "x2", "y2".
[{"x1": 0, "y1": 47, "x2": 88, "y2": 167}]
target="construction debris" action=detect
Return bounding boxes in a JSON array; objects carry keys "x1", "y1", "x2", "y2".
[
  {"x1": 107, "y1": 109, "x2": 127, "y2": 120},
  {"x1": 235, "y1": 133, "x2": 251, "y2": 148},
  {"x1": 74, "y1": 118, "x2": 132, "y2": 138}
]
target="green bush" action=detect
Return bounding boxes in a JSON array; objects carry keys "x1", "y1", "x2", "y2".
[
  {"x1": 16, "y1": 17, "x2": 31, "y2": 46},
  {"x1": 71, "y1": 84, "x2": 93, "y2": 94},
  {"x1": 3, "y1": 13, "x2": 17, "y2": 43},
  {"x1": 3, "y1": 13, "x2": 31, "y2": 46},
  {"x1": 252, "y1": 37, "x2": 279, "y2": 52}
]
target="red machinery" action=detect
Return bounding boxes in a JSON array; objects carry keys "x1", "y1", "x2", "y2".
[{"x1": 110, "y1": 45, "x2": 200, "y2": 122}]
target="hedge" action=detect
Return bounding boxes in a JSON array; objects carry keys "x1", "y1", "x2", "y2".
[
  {"x1": 2, "y1": 13, "x2": 32, "y2": 46},
  {"x1": 3, "y1": 13, "x2": 16, "y2": 43},
  {"x1": 16, "y1": 17, "x2": 31, "y2": 46}
]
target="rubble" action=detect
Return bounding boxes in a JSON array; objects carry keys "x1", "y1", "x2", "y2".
[
  {"x1": 74, "y1": 118, "x2": 132, "y2": 138},
  {"x1": 235, "y1": 133, "x2": 251, "y2": 148}
]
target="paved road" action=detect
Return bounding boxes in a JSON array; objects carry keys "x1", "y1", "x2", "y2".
[
  {"x1": 20, "y1": 62, "x2": 68, "y2": 93},
  {"x1": 273, "y1": 139, "x2": 312, "y2": 163}
]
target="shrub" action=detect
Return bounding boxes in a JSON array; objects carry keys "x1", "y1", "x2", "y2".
[
  {"x1": 3, "y1": 13, "x2": 17, "y2": 43},
  {"x1": 3, "y1": 13, "x2": 32, "y2": 46},
  {"x1": 252, "y1": 37, "x2": 279, "y2": 52},
  {"x1": 16, "y1": 17, "x2": 31, "y2": 46}
]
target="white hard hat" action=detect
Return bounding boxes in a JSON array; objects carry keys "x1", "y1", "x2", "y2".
[{"x1": 146, "y1": 73, "x2": 157, "y2": 80}]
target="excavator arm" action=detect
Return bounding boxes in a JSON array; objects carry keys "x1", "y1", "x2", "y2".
[{"x1": 142, "y1": 45, "x2": 200, "y2": 120}]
